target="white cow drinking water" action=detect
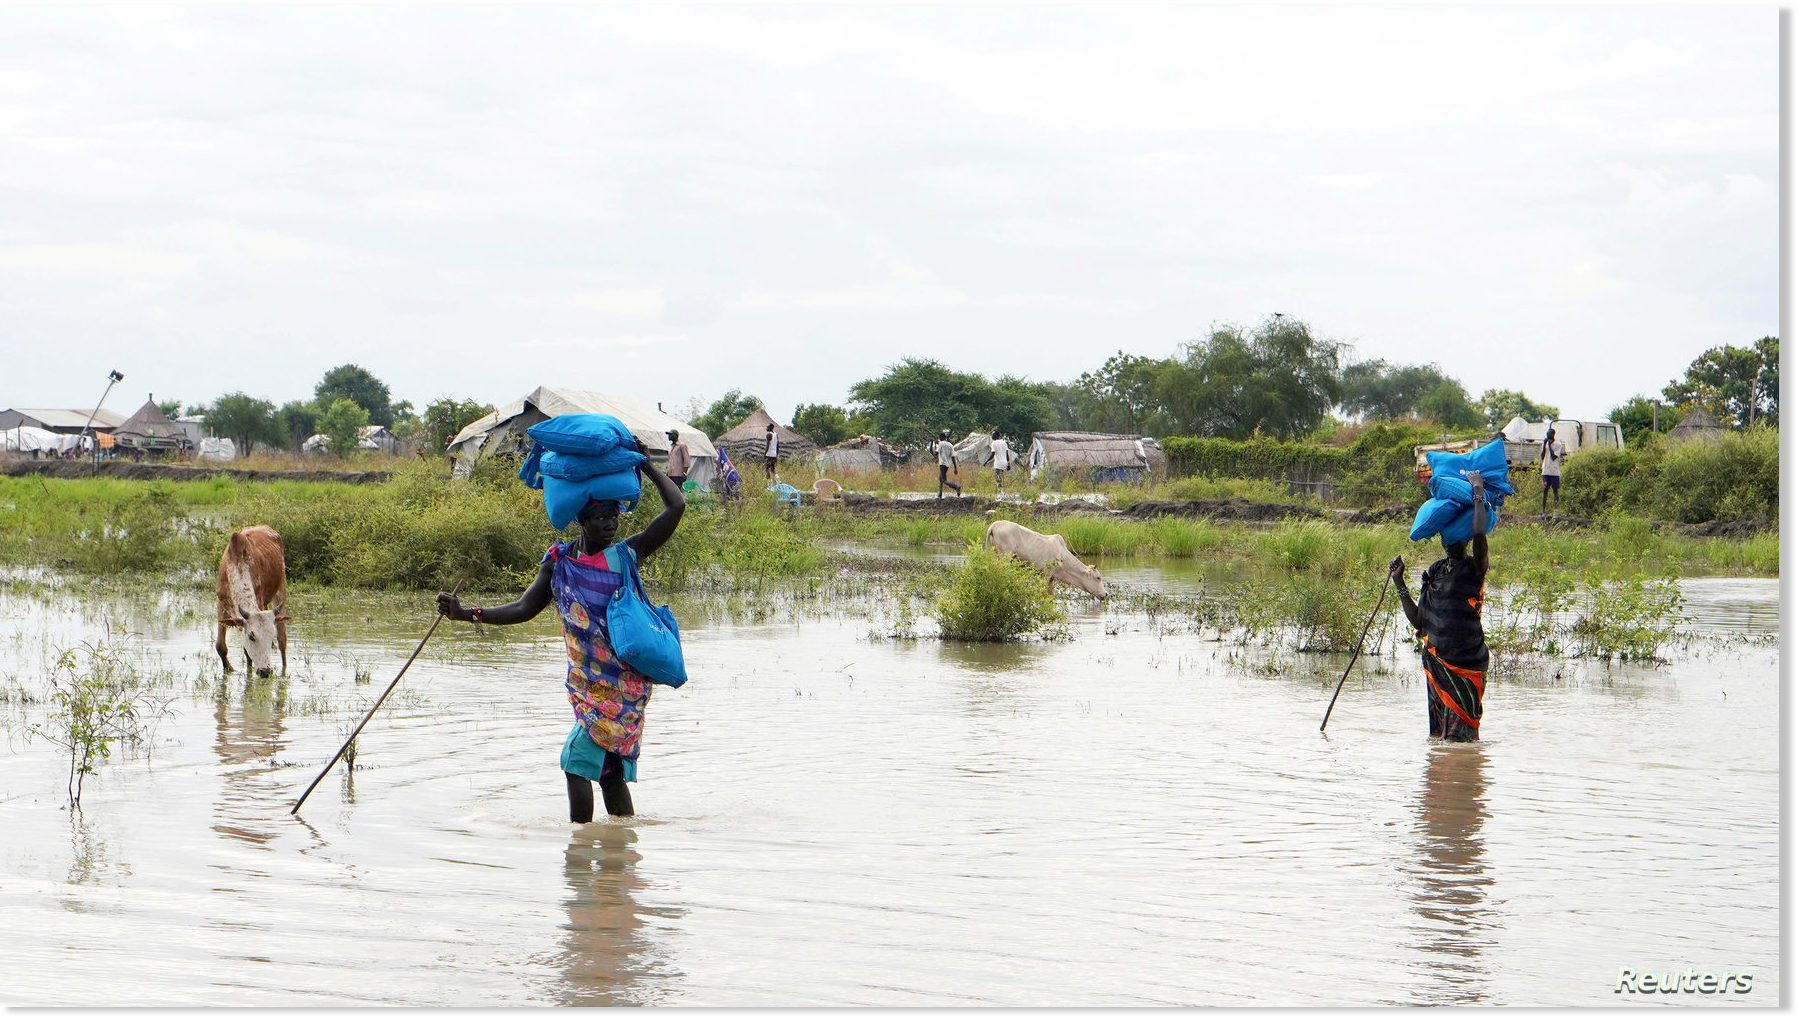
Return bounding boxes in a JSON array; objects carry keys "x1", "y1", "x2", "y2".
[{"x1": 984, "y1": 519, "x2": 1108, "y2": 600}]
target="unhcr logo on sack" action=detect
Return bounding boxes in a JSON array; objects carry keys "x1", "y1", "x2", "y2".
[{"x1": 1615, "y1": 967, "x2": 1754, "y2": 995}]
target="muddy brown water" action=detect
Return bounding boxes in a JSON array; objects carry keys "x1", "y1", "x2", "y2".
[{"x1": 0, "y1": 561, "x2": 1778, "y2": 1006}]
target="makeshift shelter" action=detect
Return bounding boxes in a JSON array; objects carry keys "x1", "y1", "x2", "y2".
[
  {"x1": 0, "y1": 407, "x2": 127, "y2": 436},
  {"x1": 302, "y1": 425, "x2": 394, "y2": 454},
  {"x1": 714, "y1": 407, "x2": 816, "y2": 466},
  {"x1": 814, "y1": 434, "x2": 910, "y2": 473},
  {"x1": 951, "y1": 431, "x2": 992, "y2": 469},
  {"x1": 112, "y1": 400, "x2": 187, "y2": 452},
  {"x1": 447, "y1": 386, "x2": 716, "y2": 487},
  {"x1": 1026, "y1": 431, "x2": 1163, "y2": 484},
  {"x1": 0, "y1": 425, "x2": 79, "y2": 455},
  {"x1": 1666, "y1": 406, "x2": 1726, "y2": 444}
]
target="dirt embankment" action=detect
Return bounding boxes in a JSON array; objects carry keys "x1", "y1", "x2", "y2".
[{"x1": 1, "y1": 460, "x2": 394, "y2": 485}]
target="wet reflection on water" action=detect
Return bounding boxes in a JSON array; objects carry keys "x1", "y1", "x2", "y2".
[
  {"x1": 555, "y1": 825, "x2": 658, "y2": 1006},
  {"x1": 1405, "y1": 743, "x2": 1493, "y2": 1004},
  {"x1": 211, "y1": 678, "x2": 289, "y2": 849}
]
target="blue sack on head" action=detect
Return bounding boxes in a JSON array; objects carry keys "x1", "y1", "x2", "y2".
[
  {"x1": 1425, "y1": 439, "x2": 1514, "y2": 496},
  {"x1": 1409, "y1": 498, "x2": 1461, "y2": 542},
  {"x1": 543, "y1": 470, "x2": 641, "y2": 529},
  {"x1": 526, "y1": 414, "x2": 637, "y2": 454}
]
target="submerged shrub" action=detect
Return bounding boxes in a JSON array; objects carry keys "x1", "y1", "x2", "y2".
[{"x1": 934, "y1": 544, "x2": 1064, "y2": 641}]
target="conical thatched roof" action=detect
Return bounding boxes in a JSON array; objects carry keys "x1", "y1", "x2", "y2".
[
  {"x1": 714, "y1": 407, "x2": 816, "y2": 462},
  {"x1": 113, "y1": 400, "x2": 185, "y2": 448},
  {"x1": 1667, "y1": 406, "x2": 1726, "y2": 443}
]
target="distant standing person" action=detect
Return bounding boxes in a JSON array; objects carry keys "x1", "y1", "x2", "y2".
[
  {"x1": 764, "y1": 422, "x2": 779, "y2": 475},
  {"x1": 935, "y1": 430, "x2": 962, "y2": 499},
  {"x1": 1390, "y1": 470, "x2": 1490, "y2": 742},
  {"x1": 1539, "y1": 427, "x2": 1567, "y2": 517},
  {"x1": 664, "y1": 429, "x2": 691, "y2": 489},
  {"x1": 983, "y1": 431, "x2": 1014, "y2": 491}
]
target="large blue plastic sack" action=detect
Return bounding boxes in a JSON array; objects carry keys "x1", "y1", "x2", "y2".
[
  {"x1": 526, "y1": 414, "x2": 636, "y2": 454},
  {"x1": 1411, "y1": 491, "x2": 1506, "y2": 543},
  {"x1": 1428, "y1": 471, "x2": 1513, "y2": 503},
  {"x1": 1425, "y1": 440, "x2": 1513, "y2": 495},
  {"x1": 1409, "y1": 498, "x2": 1461, "y2": 542},
  {"x1": 542, "y1": 470, "x2": 641, "y2": 529}
]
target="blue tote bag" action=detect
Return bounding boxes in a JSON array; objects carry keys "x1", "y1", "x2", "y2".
[{"x1": 605, "y1": 542, "x2": 688, "y2": 688}]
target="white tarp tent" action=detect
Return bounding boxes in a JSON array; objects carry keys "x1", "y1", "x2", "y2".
[
  {"x1": 0, "y1": 425, "x2": 79, "y2": 454},
  {"x1": 198, "y1": 437, "x2": 236, "y2": 462},
  {"x1": 447, "y1": 386, "x2": 716, "y2": 488}
]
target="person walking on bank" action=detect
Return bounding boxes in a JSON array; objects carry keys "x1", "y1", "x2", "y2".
[
  {"x1": 664, "y1": 429, "x2": 691, "y2": 489},
  {"x1": 436, "y1": 440, "x2": 686, "y2": 822},
  {"x1": 935, "y1": 430, "x2": 962, "y2": 499},
  {"x1": 763, "y1": 422, "x2": 779, "y2": 476},
  {"x1": 983, "y1": 431, "x2": 1014, "y2": 492},
  {"x1": 1389, "y1": 470, "x2": 1490, "y2": 742},
  {"x1": 1539, "y1": 427, "x2": 1567, "y2": 517}
]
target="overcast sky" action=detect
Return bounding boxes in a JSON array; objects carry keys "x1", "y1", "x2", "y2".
[{"x1": 0, "y1": 4, "x2": 1777, "y2": 428}]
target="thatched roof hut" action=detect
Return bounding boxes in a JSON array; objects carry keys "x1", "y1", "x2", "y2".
[
  {"x1": 715, "y1": 407, "x2": 816, "y2": 464},
  {"x1": 1667, "y1": 406, "x2": 1726, "y2": 443},
  {"x1": 815, "y1": 433, "x2": 910, "y2": 473},
  {"x1": 112, "y1": 400, "x2": 187, "y2": 450},
  {"x1": 1026, "y1": 431, "x2": 1163, "y2": 483}
]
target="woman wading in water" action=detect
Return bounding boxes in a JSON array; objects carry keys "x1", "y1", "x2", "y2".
[
  {"x1": 1390, "y1": 470, "x2": 1490, "y2": 741},
  {"x1": 437, "y1": 445, "x2": 685, "y2": 820}
]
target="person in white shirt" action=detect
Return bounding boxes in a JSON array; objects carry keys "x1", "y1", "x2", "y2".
[
  {"x1": 763, "y1": 423, "x2": 779, "y2": 476},
  {"x1": 982, "y1": 431, "x2": 1014, "y2": 491},
  {"x1": 1539, "y1": 428, "x2": 1567, "y2": 516},
  {"x1": 934, "y1": 430, "x2": 962, "y2": 499}
]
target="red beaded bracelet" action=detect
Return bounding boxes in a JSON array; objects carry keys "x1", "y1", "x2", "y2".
[{"x1": 470, "y1": 607, "x2": 485, "y2": 623}]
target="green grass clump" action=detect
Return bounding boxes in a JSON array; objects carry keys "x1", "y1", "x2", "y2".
[{"x1": 934, "y1": 544, "x2": 1064, "y2": 641}]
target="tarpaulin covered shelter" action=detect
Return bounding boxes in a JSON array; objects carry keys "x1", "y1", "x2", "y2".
[
  {"x1": 112, "y1": 400, "x2": 187, "y2": 452},
  {"x1": 0, "y1": 425, "x2": 79, "y2": 455},
  {"x1": 814, "y1": 433, "x2": 910, "y2": 473},
  {"x1": 447, "y1": 386, "x2": 715, "y2": 487},
  {"x1": 0, "y1": 407, "x2": 127, "y2": 435},
  {"x1": 714, "y1": 407, "x2": 815, "y2": 465},
  {"x1": 1026, "y1": 431, "x2": 1164, "y2": 483}
]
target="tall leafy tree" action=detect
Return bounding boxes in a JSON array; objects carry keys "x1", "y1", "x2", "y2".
[
  {"x1": 1608, "y1": 395, "x2": 1675, "y2": 447},
  {"x1": 1662, "y1": 337, "x2": 1779, "y2": 428},
  {"x1": 1415, "y1": 379, "x2": 1483, "y2": 430},
  {"x1": 156, "y1": 398, "x2": 184, "y2": 419},
  {"x1": 1340, "y1": 360, "x2": 1464, "y2": 421},
  {"x1": 692, "y1": 390, "x2": 763, "y2": 438},
  {"x1": 984, "y1": 375, "x2": 1056, "y2": 443},
  {"x1": 1032, "y1": 380, "x2": 1087, "y2": 431},
  {"x1": 1160, "y1": 315, "x2": 1344, "y2": 439},
  {"x1": 315, "y1": 364, "x2": 394, "y2": 426},
  {"x1": 421, "y1": 397, "x2": 495, "y2": 454},
  {"x1": 791, "y1": 403, "x2": 853, "y2": 447},
  {"x1": 1076, "y1": 353, "x2": 1175, "y2": 434},
  {"x1": 316, "y1": 399, "x2": 370, "y2": 458},
  {"x1": 847, "y1": 358, "x2": 1053, "y2": 447},
  {"x1": 274, "y1": 400, "x2": 319, "y2": 450},
  {"x1": 1478, "y1": 388, "x2": 1561, "y2": 429},
  {"x1": 204, "y1": 393, "x2": 279, "y2": 455}
]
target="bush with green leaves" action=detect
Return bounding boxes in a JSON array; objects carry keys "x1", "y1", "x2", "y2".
[
  {"x1": 29, "y1": 640, "x2": 172, "y2": 807},
  {"x1": 934, "y1": 544, "x2": 1064, "y2": 640}
]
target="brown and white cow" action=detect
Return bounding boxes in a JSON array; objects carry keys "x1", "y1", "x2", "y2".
[
  {"x1": 216, "y1": 525, "x2": 288, "y2": 677},
  {"x1": 984, "y1": 519, "x2": 1107, "y2": 600}
]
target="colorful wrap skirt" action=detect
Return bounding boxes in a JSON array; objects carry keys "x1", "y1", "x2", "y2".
[{"x1": 1423, "y1": 641, "x2": 1483, "y2": 742}]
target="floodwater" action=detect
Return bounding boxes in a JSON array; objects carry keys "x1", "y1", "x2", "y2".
[{"x1": 0, "y1": 563, "x2": 1778, "y2": 1006}]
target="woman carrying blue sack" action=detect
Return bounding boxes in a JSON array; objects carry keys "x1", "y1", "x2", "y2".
[{"x1": 437, "y1": 414, "x2": 685, "y2": 821}]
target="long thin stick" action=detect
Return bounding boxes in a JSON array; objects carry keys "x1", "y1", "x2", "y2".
[
  {"x1": 291, "y1": 583, "x2": 461, "y2": 814},
  {"x1": 1320, "y1": 572, "x2": 1392, "y2": 732}
]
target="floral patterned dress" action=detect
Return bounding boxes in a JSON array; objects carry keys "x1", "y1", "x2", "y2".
[{"x1": 544, "y1": 540, "x2": 652, "y2": 782}]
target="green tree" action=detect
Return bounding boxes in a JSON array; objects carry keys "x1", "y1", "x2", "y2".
[
  {"x1": 389, "y1": 399, "x2": 421, "y2": 444},
  {"x1": 1608, "y1": 395, "x2": 1674, "y2": 448},
  {"x1": 1033, "y1": 380, "x2": 1087, "y2": 431},
  {"x1": 317, "y1": 399, "x2": 370, "y2": 458},
  {"x1": 692, "y1": 390, "x2": 763, "y2": 438},
  {"x1": 156, "y1": 398, "x2": 183, "y2": 420},
  {"x1": 1159, "y1": 315, "x2": 1344, "y2": 440},
  {"x1": 791, "y1": 403, "x2": 853, "y2": 447},
  {"x1": 1415, "y1": 379, "x2": 1483, "y2": 429},
  {"x1": 274, "y1": 400, "x2": 319, "y2": 450},
  {"x1": 315, "y1": 364, "x2": 393, "y2": 426},
  {"x1": 420, "y1": 397, "x2": 495, "y2": 455},
  {"x1": 203, "y1": 393, "x2": 279, "y2": 455},
  {"x1": 1477, "y1": 388, "x2": 1562, "y2": 429},
  {"x1": 1340, "y1": 360, "x2": 1464, "y2": 421},
  {"x1": 1076, "y1": 352, "x2": 1176, "y2": 434},
  {"x1": 848, "y1": 358, "x2": 1052, "y2": 447},
  {"x1": 1662, "y1": 337, "x2": 1779, "y2": 429}
]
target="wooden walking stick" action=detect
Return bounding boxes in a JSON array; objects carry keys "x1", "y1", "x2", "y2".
[
  {"x1": 1320, "y1": 572, "x2": 1393, "y2": 732},
  {"x1": 291, "y1": 581, "x2": 462, "y2": 814}
]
